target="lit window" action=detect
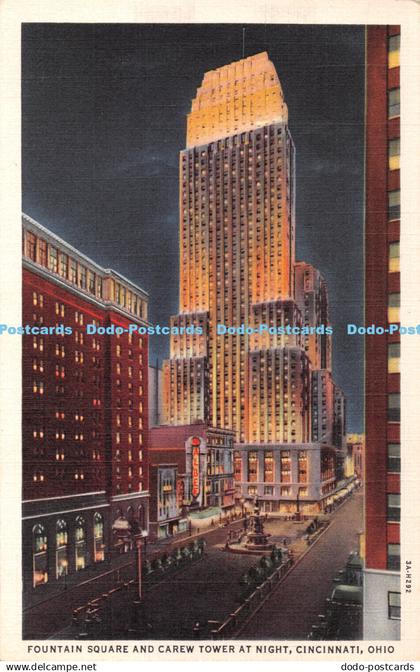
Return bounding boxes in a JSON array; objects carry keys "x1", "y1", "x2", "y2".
[
  {"x1": 94, "y1": 513, "x2": 105, "y2": 562},
  {"x1": 59, "y1": 253, "x2": 68, "y2": 278},
  {"x1": 388, "y1": 342, "x2": 400, "y2": 373},
  {"x1": 388, "y1": 88, "x2": 400, "y2": 118},
  {"x1": 388, "y1": 35, "x2": 400, "y2": 69},
  {"x1": 388, "y1": 591, "x2": 401, "y2": 620},
  {"x1": 389, "y1": 242, "x2": 400, "y2": 272},
  {"x1": 388, "y1": 191, "x2": 400, "y2": 221},
  {"x1": 56, "y1": 520, "x2": 68, "y2": 579},
  {"x1": 75, "y1": 516, "x2": 87, "y2": 571},
  {"x1": 388, "y1": 293, "x2": 400, "y2": 323},
  {"x1": 32, "y1": 525, "x2": 48, "y2": 587},
  {"x1": 79, "y1": 266, "x2": 87, "y2": 290},
  {"x1": 70, "y1": 260, "x2": 77, "y2": 283},
  {"x1": 49, "y1": 246, "x2": 58, "y2": 273},
  {"x1": 388, "y1": 139, "x2": 400, "y2": 171},
  {"x1": 26, "y1": 231, "x2": 37, "y2": 260}
]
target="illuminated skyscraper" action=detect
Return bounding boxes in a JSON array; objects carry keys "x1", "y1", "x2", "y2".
[{"x1": 164, "y1": 52, "x2": 345, "y2": 513}]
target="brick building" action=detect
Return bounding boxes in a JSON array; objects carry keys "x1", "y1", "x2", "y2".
[
  {"x1": 364, "y1": 26, "x2": 401, "y2": 638},
  {"x1": 22, "y1": 213, "x2": 150, "y2": 598},
  {"x1": 149, "y1": 423, "x2": 235, "y2": 533}
]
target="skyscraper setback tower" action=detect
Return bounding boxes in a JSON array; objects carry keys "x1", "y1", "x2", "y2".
[
  {"x1": 164, "y1": 52, "x2": 345, "y2": 512},
  {"x1": 165, "y1": 52, "x2": 296, "y2": 439}
]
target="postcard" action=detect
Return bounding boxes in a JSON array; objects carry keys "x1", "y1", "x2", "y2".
[{"x1": 0, "y1": 0, "x2": 419, "y2": 667}]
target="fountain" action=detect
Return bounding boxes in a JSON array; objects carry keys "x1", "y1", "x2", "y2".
[{"x1": 226, "y1": 497, "x2": 277, "y2": 555}]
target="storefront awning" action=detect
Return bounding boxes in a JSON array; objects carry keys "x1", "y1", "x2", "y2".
[{"x1": 188, "y1": 506, "x2": 222, "y2": 520}]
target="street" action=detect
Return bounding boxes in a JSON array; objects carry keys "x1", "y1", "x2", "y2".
[
  {"x1": 42, "y1": 491, "x2": 363, "y2": 640},
  {"x1": 237, "y1": 490, "x2": 364, "y2": 639}
]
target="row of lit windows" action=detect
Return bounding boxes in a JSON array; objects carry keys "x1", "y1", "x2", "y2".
[
  {"x1": 32, "y1": 514, "x2": 105, "y2": 587},
  {"x1": 33, "y1": 468, "x2": 88, "y2": 482},
  {"x1": 115, "y1": 414, "x2": 143, "y2": 429},
  {"x1": 247, "y1": 485, "x2": 307, "y2": 497},
  {"x1": 115, "y1": 363, "x2": 143, "y2": 379},
  {"x1": 115, "y1": 449, "x2": 143, "y2": 462},
  {"x1": 32, "y1": 444, "x2": 101, "y2": 460},
  {"x1": 114, "y1": 282, "x2": 147, "y2": 319},
  {"x1": 115, "y1": 432, "x2": 144, "y2": 445},
  {"x1": 25, "y1": 232, "x2": 147, "y2": 321},
  {"x1": 24, "y1": 232, "x2": 104, "y2": 299}
]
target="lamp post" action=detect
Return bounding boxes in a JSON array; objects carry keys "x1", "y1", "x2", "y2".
[
  {"x1": 295, "y1": 488, "x2": 301, "y2": 521},
  {"x1": 133, "y1": 533, "x2": 143, "y2": 601},
  {"x1": 127, "y1": 530, "x2": 148, "y2": 636}
]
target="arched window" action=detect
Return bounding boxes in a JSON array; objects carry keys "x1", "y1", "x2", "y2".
[
  {"x1": 56, "y1": 519, "x2": 68, "y2": 579},
  {"x1": 32, "y1": 524, "x2": 48, "y2": 587},
  {"x1": 75, "y1": 516, "x2": 86, "y2": 571},
  {"x1": 93, "y1": 512, "x2": 104, "y2": 562}
]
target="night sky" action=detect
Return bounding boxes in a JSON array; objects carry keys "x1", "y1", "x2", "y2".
[{"x1": 22, "y1": 24, "x2": 365, "y2": 432}]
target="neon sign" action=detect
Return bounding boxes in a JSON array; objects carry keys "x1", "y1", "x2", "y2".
[{"x1": 191, "y1": 437, "x2": 201, "y2": 499}]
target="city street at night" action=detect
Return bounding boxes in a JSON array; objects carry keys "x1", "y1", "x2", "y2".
[
  {"x1": 238, "y1": 490, "x2": 364, "y2": 639},
  {"x1": 43, "y1": 491, "x2": 363, "y2": 640}
]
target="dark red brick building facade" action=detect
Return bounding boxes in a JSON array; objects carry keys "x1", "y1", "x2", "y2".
[
  {"x1": 22, "y1": 213, "x2": 149, "y2": 598},
  {"x1": 364, "y1": 25, "x2": 401, "y2": 639}
]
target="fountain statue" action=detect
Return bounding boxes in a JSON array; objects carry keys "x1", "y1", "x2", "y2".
[
  {"x1": 225, "y1": 497, "x2": 276, "y2": 555},
  {"x1": 243, "y1": 497, "x2": 274, "y2": 551}
]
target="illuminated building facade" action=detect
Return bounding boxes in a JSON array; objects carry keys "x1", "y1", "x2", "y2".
[
  {"x1": 364, "y1": 26, "x2": 401, "y2": 639},
  {"x1": 149, "y1": 424, "x2": 235, "y2": 513},
  {"x1": 294, "y1": 262, "x2": 332, "y2": 371},
  {"x1": 345, "y1": 433, "x2": 365, "y2": 480},
  {"x1": 22, "y1": 213, "x2": 149, "y2": 598},
  {"x1": 163, "y1": 52, "x2": 346, "y2": 513},
  {"x1": 149, "y1": 464, "x2": 182, "y2": 539}
]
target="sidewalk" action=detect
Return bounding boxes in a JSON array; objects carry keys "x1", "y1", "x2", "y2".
[{"x1": 27, "y1": 494, "x2": 357, "y2": 639}]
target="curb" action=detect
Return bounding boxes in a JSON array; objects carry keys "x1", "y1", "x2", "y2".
[
  {"x1": 233, "y1": 491, "x2": 361, "y2": 638},
  {"x1": 233, "y1": 517, "x2": 337, "y2": 638}
]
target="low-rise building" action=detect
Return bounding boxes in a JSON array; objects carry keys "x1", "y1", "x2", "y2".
[{"x1": 149, "y1": 424, "x2": 235, "y2": 516}]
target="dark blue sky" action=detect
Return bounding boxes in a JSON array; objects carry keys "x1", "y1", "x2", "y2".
[{"x1": 22, "y1": 24, "x2": 365, "y2": 431}]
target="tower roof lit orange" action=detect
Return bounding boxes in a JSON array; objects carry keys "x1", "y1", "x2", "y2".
[{"x1": 186, "y1": 51, "x2": 288, "y2": 148}]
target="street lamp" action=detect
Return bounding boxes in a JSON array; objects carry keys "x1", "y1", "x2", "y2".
[
  {"x1": 295, "y1": 488, "x2": 301, "y2": 521},
  {"x1": 127, "y1": 529, "x2": 148, "y2": 636},
  {"x1": 133, "y1": 533, "x2": 143, "y2": 600}
]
